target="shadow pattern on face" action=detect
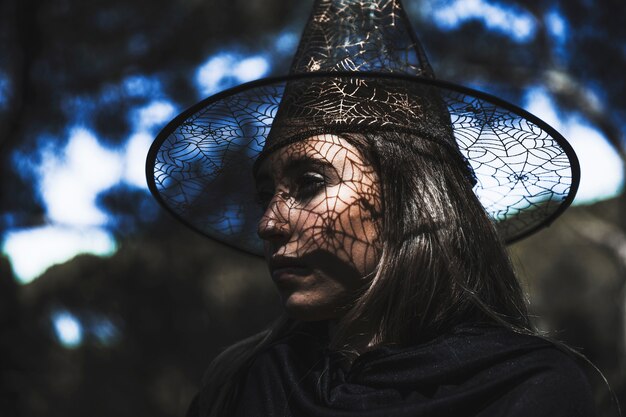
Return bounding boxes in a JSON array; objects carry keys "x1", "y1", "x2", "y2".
[{"x1": 255, "y1": 134, "x2": 382, "y2": 321}]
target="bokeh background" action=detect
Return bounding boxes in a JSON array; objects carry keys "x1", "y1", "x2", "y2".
[{"x1": 1, "y1": 0, "x2": 625, "y2": 416}]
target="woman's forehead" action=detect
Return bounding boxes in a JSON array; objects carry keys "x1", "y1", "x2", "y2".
[{"x1": 256, "y1": 134, "x2": 363, "y2": 177}]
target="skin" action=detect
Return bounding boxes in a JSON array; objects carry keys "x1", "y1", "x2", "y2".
[{"x1": 255, "y1": 134, "x2": 382, "y2": 321}]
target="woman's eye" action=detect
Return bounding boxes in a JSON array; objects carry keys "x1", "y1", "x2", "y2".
[{"x1": 296, "y1": 172, "x2": 326, "y2": 197}]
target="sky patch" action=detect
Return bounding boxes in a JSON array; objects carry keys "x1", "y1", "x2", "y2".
[{"x1": 430, "y1": 0, "x2": 537, "y2": 42}]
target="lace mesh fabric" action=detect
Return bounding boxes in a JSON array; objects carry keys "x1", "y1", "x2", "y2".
[
  {"x1": 290, "y1": 0, "x2": 433, "y2": 76},
  {"x1": 147, "y1": 0, "x2": 578, "y2": 254}
]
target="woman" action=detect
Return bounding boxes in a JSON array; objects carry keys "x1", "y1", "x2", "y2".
[
  {"x1": 146, "y1": 0, "x2": 594, "y2": 416},
  {"x1": 185, "y1": 131, "x2": 592, "y2": 416}
]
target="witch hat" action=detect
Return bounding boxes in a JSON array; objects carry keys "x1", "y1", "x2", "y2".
[{"x1": 146, "y1": 0, "x2": 579, "y2": 254}]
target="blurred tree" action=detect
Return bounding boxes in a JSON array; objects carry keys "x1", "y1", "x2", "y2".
[{"x1": 15, "y1": 221, "x2": 279, "y2": 417}]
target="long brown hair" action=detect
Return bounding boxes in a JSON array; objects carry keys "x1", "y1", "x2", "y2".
[
  {"x1": 194, "y1": 130, "x2": 532, "y2": 417},
  {"x1": 330, "y1": 131, "x2": 531, "y2": 352}
]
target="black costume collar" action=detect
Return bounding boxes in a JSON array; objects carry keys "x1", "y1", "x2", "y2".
[{"x1": 231, "y1": 322, "x2": 594, "y2": 417}]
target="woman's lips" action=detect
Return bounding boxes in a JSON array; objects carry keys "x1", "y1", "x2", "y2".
[{"x1": 271, "y1": 267, "x2": 311, "y2": 284}]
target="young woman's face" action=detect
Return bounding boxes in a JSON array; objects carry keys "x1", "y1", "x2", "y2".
[{"x1": 255, "y1": 134, "x2": 382, "y2": 321}]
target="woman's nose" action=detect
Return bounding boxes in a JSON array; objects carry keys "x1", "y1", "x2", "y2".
[{"x1": 257, "y1": 194, "x2": 291, "y2": 243}]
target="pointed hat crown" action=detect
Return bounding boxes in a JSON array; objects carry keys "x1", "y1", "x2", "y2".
[
  {"x1": 260, "y1": 0, "x2": 471, "y2": 180},
  {"x1": 291, "y1": 0, "x2": 433, "y2": 77}
]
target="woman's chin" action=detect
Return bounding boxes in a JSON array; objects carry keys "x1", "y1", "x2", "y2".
[{"x1": 282, "y1": 294, "x2": 338, "y2": 322}]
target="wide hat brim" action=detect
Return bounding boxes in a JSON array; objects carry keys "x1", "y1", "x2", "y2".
[{"x1": 146, "y1": 71, "x2": 580, "y2": 255}]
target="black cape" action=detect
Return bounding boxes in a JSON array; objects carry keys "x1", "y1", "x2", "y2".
[{"x1": 195, "y1": 323, "x2": 595, "y2": 417}]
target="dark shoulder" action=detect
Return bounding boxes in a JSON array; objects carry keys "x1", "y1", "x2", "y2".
[
  {"x1": 460, "y1": 326, "x2": 596, "y2": 417},
  {"x1": 483, "y1": 353, "x2": 595, "y2": 417}
]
